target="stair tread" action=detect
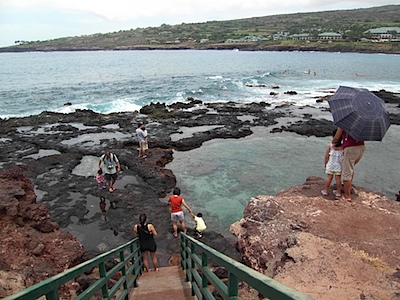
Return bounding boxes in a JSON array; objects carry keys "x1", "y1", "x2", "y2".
[{"x1": 129, "y1": 266, "x2": 194, "y2": 299}]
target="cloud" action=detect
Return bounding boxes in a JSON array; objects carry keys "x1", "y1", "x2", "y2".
[
  {"x1": 2, "y1": 0, "x2": 398, "y2": 23},
  {"x1": 3, "y1": 0, "x2": 387, "y2": 23}
]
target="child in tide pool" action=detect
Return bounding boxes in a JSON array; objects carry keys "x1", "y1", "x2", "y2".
[
  {"x1": 190, "y1": 212, "x2": 207, "y2": 238},
  {"x1": 96, "y1": 169, "x2": 106, "y2": 189}
]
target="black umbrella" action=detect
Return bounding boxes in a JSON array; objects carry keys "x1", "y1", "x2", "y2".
[{"x1": 328, "y1": 86, "x2": 391, "y2": 141}]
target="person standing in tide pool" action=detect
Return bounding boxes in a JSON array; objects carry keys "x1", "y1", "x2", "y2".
[
  {"x1": 168, "y1": 187, "x2": 192, "y2": 238},
  {"x1": 95, "y1": 169, "x2": 107, "y2": 189},
  {"x1": 136, "y1": 123, "x2": 148, "y2": 158},
  {"x1": 98, "y1": 151, "x2": 121, "y2": 193}
]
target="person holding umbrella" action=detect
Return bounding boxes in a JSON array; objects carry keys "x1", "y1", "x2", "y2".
[
  {"x1": 332, "y1": 128, "x2": 365, "y2": 202},
  {"x1": 328, "y1": 86, "x2": 391, "y2": 202}
]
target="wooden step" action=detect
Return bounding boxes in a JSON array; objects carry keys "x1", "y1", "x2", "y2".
[{"x1": 129, "y1": 266, "x2": 195, "y2": 300}]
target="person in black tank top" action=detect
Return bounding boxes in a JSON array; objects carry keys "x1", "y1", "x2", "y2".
[{"x1": 133, "y1": 214, "x2": 159, "y2": 272}]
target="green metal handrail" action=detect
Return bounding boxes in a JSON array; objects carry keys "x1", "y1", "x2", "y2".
[
  {"x1": 5, "y1": 233, "x2": 314, "y2": 300},
  {"x1": 4, "y1": 238, "x2": 143, "y2": 300},
  {"x1": 180, "y1": 233, "x2": 314, "y2": 300}
]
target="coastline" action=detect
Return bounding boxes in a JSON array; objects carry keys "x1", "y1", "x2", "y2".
[
  {"x1": 0, "y1": 91, "x2": 400, "y2": 251},
  {"x1": 1, "y1": 43, "x2": 400, "y2": 55},
  {"x1": 1, "y1": 93, "x2": 400, "y2": 298},
  {"x1": 0, "y1": 94, "x2": 399, "y2": 259},
  {"x1": 0, "y1": 100, "x2": 314, "y2": 253}
]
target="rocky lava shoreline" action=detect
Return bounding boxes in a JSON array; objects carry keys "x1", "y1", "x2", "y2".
[{"x1": 1, "y1": 91, "x2": 400, "y2": 298}]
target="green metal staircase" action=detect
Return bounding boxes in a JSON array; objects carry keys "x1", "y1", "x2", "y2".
[
  {"x1": 180, "y1": 234, "x2": 314, "y2": 300},
  {"x1": 3, "y1": 238, "x2": 143, "y2": 300},
  {"x1": 4, "y1": 234, "x2": 314, "y2": 300}
]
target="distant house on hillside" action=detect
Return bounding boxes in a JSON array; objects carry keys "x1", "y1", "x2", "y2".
[
  {"x1": 318, "y1": 32, "x2": 343, "y2": 40},
  {"x1": 225, "y1": 35, "x2": 268, "y2": 43},
  {"x1": 291, "y1": 33, "x2": 311, "y2": 40},
  {"x1": 272, "y1": 32, "x2": 289, "y2": 40},
  {"x1": 364, "y1": 27, "x2": 400, "y2": 42}
]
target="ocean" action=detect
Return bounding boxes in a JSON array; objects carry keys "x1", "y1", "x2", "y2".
[
  {"x1": 1, "y1": 50, "x2": 400, "y2": 119},
  {"x1": 1, "y1": 50, "x2": 399, "y2": 235}
]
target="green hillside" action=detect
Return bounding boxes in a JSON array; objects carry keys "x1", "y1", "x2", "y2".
[{"x1": 1, "y1": 4, "x2": 400, "y2": 53}]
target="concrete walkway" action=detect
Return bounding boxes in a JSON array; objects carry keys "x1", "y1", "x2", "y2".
[{"x1": 129, "y1": 266, "x2": 195, "y2": 300}]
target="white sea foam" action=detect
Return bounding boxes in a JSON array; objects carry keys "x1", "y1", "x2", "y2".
[
  {"x1": 1, "y1": 51, "x2": 399, "y2": 119},
  {"x1": 206, "y1": 75, "x2": 224, "y2": 80}
]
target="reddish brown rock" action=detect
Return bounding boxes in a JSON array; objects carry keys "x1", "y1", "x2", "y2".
[
  {"x1": 230, "y1": 176, "x2": 400, "y2": 300},
  {"x1": 0, "y1": 168, "x2": 86, "y2": 298}
]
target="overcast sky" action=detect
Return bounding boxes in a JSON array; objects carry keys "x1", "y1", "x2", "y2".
[{"x1": 0, "y1": 0, "x2": 399, "y2": 47}]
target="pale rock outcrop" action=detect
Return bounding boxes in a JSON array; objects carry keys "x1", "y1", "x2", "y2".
[{"x1": 231, "y1": 176, "x2": 400, "y2": 300}]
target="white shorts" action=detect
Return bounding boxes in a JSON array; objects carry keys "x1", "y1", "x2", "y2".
[{"x1": 171, "y1": 211, "x2": 184, "y2": 222}]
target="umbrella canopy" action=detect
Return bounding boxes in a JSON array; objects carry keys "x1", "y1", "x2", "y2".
[{"x1": 328, "y1": 86, "x2": 391, "y2": 141}]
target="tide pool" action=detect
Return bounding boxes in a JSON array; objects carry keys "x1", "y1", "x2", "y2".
[{"x1": 166, "y1": 125, "x2": 400, "y2": 236}]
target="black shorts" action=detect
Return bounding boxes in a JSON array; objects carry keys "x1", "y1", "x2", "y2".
[
  {"x1": 104, "y1": 173, "x2": 117, "y2": 181},
  {"x1": 140, "y1": 240, "x2": 157, "y2": 252}
]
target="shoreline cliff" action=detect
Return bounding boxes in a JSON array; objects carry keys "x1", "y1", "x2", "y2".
[{"x1": 1, "y1": 42, "x2": 399, "y2": 55}]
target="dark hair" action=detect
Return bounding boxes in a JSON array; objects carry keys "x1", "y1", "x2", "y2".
[
  {"x1": 139, "y1": 213, "x2": 147, "y2": 227},
  {"x1": 97, "y1": 169, "x2": 103, "y2": 175},
  {"x1": 332, "y1": 129, "x2": 342, "y2": 147},
  {"x1": 173, "y1": 187, "x2": 181, "y2": 196},
  {"x1": 197, "y1": 213, "x2": 203, "y2": 218}
]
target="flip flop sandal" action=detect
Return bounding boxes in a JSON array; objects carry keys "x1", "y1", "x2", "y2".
[
  {"x1": 320, "y1": 190, "x2": 328, "y2": 196},
  {"x1": 333, "y1": 191, "x2": 341, "y2": 198},
  {"x1": 342, "y1": 196, "x2": 352, "y2": 202}
]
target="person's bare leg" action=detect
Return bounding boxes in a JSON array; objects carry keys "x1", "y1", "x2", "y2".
[
  {"x1": 172, "y1": 222, "x2": 178, "y2": 237},
  {"x1": 180, "y1": 220, "x2": 187, "y2": 233},
  {"x1": 334, "y1": 175, "x2": 342, "y2": 196},
  {"x1": 343, "y1": 180, "x2": 352, "y2": 200},
  {"x1": 150, "y1": 251, "x2": 158, "y2": 271},
  {"x1": 323, "y1": 174, "x2": 333, "y2": 195},
  {"x1": 142, "y1": 251, "x2": 150, "y2": 272},
  {"x1": 111, "y1": 178, "x2": 116, "y2": 191}
]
